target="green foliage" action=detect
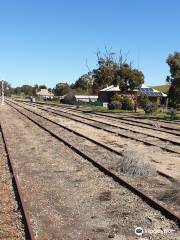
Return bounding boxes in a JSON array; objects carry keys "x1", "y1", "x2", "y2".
[
  {"x1": 62, "y1": 93, "x2": 76, "y2": 104},
  {"x1": 0, "y1": 80, "x2": 13, "y2": 96},
  {"x1": 108, "y1": 101, "x2": 122, "y2": 110},
  {"x1": 72, "y1": 73, "x2": 93, "y2": 93},
  {"x1": 13, "y1": 87, "x2": 22, "y2": 95},
  {"x1": 18, "y1": 85, "x2": 36, "y2": 96},
  {"x1": 53, "y1": 82, "x2": 70, "y2": 96},
  {"x1": 92, "y1": 49, "x2": 144, "y2": 94},
  {"x1": 111, "y1": 94, "x2": 135, "y2": 110},
  {"x1": 111, "y1": 93, "x2": 124, "y2": 102},
  {"x1": 166, "y1": 52, "x2": 180, "y2": 106},
  {"x1": 39, "y1": 85, "x2": 47, "y2": 89},
  {"x1": 169, "y1": 108, "x2": 177, "y2": 120},
  {"x1": 144, "y1": 102, "x2": 158, "y2": 114},
  {"x1": 139, "y1": 93, "x2": 150, "y2": 108},
  {"x1": 166, "y1": 52, "x2": 180, "y2": 79}
]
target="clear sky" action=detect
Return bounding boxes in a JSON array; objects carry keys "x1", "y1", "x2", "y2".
[{"x1": 0, "y1": 0, "x2": 179, "y2": 88}]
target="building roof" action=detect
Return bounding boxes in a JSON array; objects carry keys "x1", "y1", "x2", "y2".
[
  {"x1": 75, "y1": 95, "x2": 98, "y2": 99},
  {"x1": 100, "y1": 84, "x2": 167, "y2": 97},
  {"x1": 37, "y1": 89, "x2": 54, "y2": 96},
  {"x1": 140, "y1": 84, "x2": 167, "y2": 97},
  {"x1": 100, "y1": 85, "x2": 120, "y2": 92}
]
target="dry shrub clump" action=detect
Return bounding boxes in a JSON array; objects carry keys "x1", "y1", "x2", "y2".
[
  {"x1": 117, "y1": 150, "x2": 157, "y2": 176},
  {"x1": 158, "y1": 182, "x2": 180, "y2": 206}
]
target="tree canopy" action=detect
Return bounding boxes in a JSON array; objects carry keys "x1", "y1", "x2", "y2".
[
  {"x1": 92, "y1": 50, "x2": 144, "y2": 94},
  {"x1": 166, "y1": 52, "x2": 180, "y2": 106},
  {"x1": 72, "y1": 73, "x2": 94, "y2": 93},
  {"x1": 0, "y1": 80, "x2": 13, "y2": 96},
  {"x1": 53, "y1": 82, "x2": 70, "y2": 96}
]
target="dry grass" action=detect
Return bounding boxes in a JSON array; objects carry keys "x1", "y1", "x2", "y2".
[
  {"x1": 117, "y1": 150, "x2": 157, "y2": 176},
  {"x1": 158, "y1": 182, "x2": 180, "y2": 206}
]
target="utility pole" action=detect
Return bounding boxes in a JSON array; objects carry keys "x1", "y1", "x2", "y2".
[{"x1": 1, "y1": 80, "x2": 4, "y2": 105}]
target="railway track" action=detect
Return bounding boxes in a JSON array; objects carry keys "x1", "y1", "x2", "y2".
[
  {"x1": 5, "y1": 99, "x2": 180, "y2": 227},
  {"x1": 15, "y1": 98, "x2": 180, "y2": 126},
  {"x1": 6, "y1": 99, "x2": 176, "y2": 182},
  {"x1": 0, "y1": 123, "x2": 35, "y2": 240},
  {"x1": 87, "y1": 112, "x2": 180, "y2": 134},
  {"x1": 14, "y1": 99, "x2": 180, "y2": 155},
  {"x1": 30, "y1": 102, "x2": 180, "y2": 136}
]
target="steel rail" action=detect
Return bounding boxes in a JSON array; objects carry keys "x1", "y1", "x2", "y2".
[
  {"x1": 13, "y1": 98, "x2": 180, "y2": 126},
  {"x1": 88, "y1": 112, "x2": 180, "y2": 136},
  {"x1": 62, "y1": 111, "x2": 180, "y2": 146},
  {"x1": 103, "y1": 112, "x2": 180, "y2": 126},
  {"x1": 30, "y1": 103, "x2": 180, "y2": 147},
  {"x1": 5, "y1": 100, "x2": 180, "y2": 227},
  {"x1": 0, "y1": 123, "x2": 35, "y2": 240},
  {"x1": 6, "y1": 99, "x2": 176, "y2": 182},
  {"x1": 30, "y1": 102, "x2": 180, "y2": 136},
  {"x1": 27, "y1": 99, "x2": 180, "y2": 126},
  {"x1": 13, "y1": 100, "x2": 180, "y2": 155},
  {"x1": 25, "y1": 101, "x2": 180, "y2": 135}
]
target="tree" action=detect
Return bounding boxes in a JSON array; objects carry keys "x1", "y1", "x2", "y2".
[
  {"x1": 39, "y1": 85, "x2": 47, "y2": 89},
  {"x1": 73, "y1": 72, "x2": 94, "y2": 93},
  {"x1": 14, "y1": 87, "x2": 22, "y2": 95},
  {"x1": 92, "y1": 50, "x2": 118, "y2": 94},
  {"x1": 166, "y1": 52, "x2": 180, "y2": 106},
  {"x1": 0, "y1": 80, "x2": 13, "y2": 96},
  {"x1": 92, "y1": 49, "x2": 144, "y2": 94},
  {"x1": 20, "y1": 85, "x2": 34, "y2": 96},
  {"x1": 53, "y1": 83, "x2": 70, "y2": 96}
]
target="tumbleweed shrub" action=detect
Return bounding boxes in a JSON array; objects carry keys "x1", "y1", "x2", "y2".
[
  {"x1": 158, "y1": 182, "x2": 180, "y2": 206},
  {"x1": 117, "y1": 150, "x2": 157, "y2": 176}
]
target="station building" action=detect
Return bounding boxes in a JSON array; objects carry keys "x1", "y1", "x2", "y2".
[
  {"x1": 98, "y1": 84, "x2": 167, "y2": 105},
  {"x1": 36, "y1": 89, "x2": 54, "y2": 100}
]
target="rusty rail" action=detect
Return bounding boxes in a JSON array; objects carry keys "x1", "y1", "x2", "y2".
[
  {"x1": 6, "y1": 99, "x2": 177, "y2": 182},
  {"x1": 13, "y1": 100, "x2": 180, "y2": 155},
  {"x1": 5, "y1": 100, "x2": 180, "y2": 227},
  {"x1": 0, "y1": 123, "x2": 35, "y2": 240}
]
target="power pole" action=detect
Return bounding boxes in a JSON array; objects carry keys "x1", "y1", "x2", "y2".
[{"x1": 1, "y1": 80, "x2": 4, "y2": 105}]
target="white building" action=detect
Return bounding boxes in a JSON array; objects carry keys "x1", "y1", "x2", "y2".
[
  {"x1": 74, "y1": 95, "x2": 98, "y2": 103},
  {"x1": 36, "y1": 89, "x2": 54, "y2": 99}
]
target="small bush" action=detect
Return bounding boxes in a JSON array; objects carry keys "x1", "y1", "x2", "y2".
[
  {"x1": 62, "y1": 94, "x2": 76, "y2": 104},
  {"x1": 111, "y1": 94, "x2": 135, "y2": 110},
  {"x1": 116, "y1": 150, "x2": 157, "y2": 176},
  {"x1": 122, "y1": 95, "x2": 134, "y2": 110},
  {"x1": 169, "y1": 108, "x2": 177, "y2": 120},
  {"x1": 111, "y1": 93, "x2": 124, "y2": 102},
  {"x1": 144, "y1": 102, "x2": 158, "y2": 114},
  {"x1": 108, "y1": 101, "x2": 122, "y2": 110},
  {"x1": 139, "y1": 94, "x2": 150, "y2": 108}
]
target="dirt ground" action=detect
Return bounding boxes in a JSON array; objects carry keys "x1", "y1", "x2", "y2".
[
  {"x1": 0, "y1": 103, "x2": 179, "y2": 239},
  {"x1": 11, "y1": 101, "x2": 180, "y2": 215},
  {"x1": 0, "y1": 132, "x2": 25, "y2": 239},
  {"x1": 25, "y1": 103, "x2": 180, "y2": 180}
]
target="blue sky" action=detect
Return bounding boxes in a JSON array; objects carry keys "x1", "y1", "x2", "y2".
[{"x1": 0, "y1": 0, "x2": 179, "y2": 88}]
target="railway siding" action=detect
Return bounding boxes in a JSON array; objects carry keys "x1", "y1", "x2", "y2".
[
  {"x1": 6, "y1": 100, "x2": 180, "y2": 221},
  {"x1": 1, "y1": 104, "x2": 180, "y2": 239},
  {"x1": 15, "y1": 100, "x2": 180, "y2": 179},
  {"x1": 22, "y1": 102, "x2": 180, "y2": 154}
]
